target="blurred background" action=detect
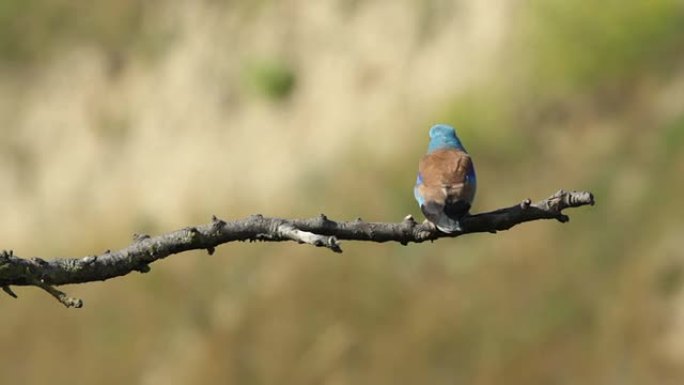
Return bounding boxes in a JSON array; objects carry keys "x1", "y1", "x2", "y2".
[{"x1": 1, "y1": 0, "x2": 684, "y2": 384}]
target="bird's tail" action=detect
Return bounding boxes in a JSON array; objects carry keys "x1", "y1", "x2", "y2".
[
  {"x1": 420, "y1": 201, "x2": 468, "y2": 233},
  {"x1": 434, "y1": 214, "x2": 463, "y2": 233},
  {"x1": 435, "y1": 199, "x2": 470, "y2": 233}
]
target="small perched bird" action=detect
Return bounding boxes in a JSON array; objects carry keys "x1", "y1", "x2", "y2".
[{"x1": 414, "y1": 124, "x2": 476, "y2": 232}]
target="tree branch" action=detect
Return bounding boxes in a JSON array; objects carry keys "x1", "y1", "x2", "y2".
[{"x1": 0, "y1": 189, "x2": 594, "y2": 308}]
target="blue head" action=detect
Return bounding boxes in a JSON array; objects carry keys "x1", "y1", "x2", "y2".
[{"x1": 427, "y1": 124, "x2": 466, "y2": 153}]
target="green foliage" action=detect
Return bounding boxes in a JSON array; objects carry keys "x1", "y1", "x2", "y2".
[
  {"x1": 661, "y1": 114, "x2": 684, "y2": 159},
  {"x1": 243, "y1": 59, "x2": 297, "y2": 101},
  {"x1": 523, "y1": 0, "x2": 684, "y2": 91}
]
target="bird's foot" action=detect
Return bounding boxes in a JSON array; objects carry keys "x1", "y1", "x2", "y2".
[{"x1": 422, "y1": 219, "x2": 438, "y2": 231}]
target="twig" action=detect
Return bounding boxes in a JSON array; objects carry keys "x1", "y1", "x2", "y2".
[{"x1": 0, "y1": 189, "x2": 594, "y2": 308}]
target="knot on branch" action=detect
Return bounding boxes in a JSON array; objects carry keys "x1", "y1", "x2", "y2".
[{"x1": 276, "y1": 223, "x2": 342, "y2": 253}]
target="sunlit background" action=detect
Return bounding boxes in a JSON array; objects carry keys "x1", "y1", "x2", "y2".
[{"x1": 1, "y1": 1, "x2": 684, "y2": 384}]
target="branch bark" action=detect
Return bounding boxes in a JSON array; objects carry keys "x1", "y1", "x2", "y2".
[{"x1": 0, "y1": 189, "x2": 594, "y2": 308}]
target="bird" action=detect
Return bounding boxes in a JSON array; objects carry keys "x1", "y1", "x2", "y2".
[{"x1": 414, "y1": 124, "x2": 476, "y2": 233}]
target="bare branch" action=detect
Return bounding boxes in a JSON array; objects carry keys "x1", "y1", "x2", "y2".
[
  {"x1": 0, "y1": 190, "x2": 594, "y2": 307},
  {"x1": 34, "y1": 281, "x2": 83, "y2": 308}
]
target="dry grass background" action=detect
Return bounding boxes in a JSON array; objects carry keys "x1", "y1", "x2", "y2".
[{"x1": 1, "y1": 0, "x2": 684, "y2": 384}]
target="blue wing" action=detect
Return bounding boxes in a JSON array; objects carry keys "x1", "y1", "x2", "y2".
[
  {"x1": 464, "y1": 162, "x2": 477, "y2": 203},
  {"x1": 413, "y1": 173, "x2": 425, "y2": 206}
]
